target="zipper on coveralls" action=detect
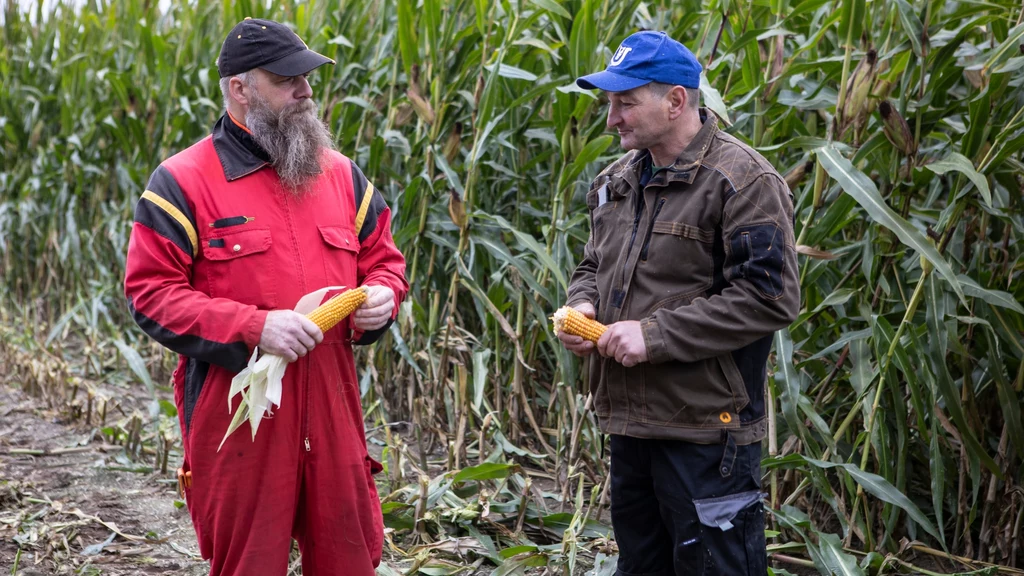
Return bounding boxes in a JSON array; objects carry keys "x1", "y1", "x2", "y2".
[{"x1": 304, "y1": 358, "x2": 311, "y2": 452}]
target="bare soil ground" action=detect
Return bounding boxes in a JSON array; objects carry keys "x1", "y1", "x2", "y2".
[{"x1": 1, "y1": 386, "x2": 206, "y2": 575}]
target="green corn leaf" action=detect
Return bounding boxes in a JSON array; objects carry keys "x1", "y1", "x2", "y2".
[
  {"x1": 817, "y1": 146, "x2": 967, "y2": 308},
  {"x1": 804, "y1": 458, "x2": 942, "y2": 543}
]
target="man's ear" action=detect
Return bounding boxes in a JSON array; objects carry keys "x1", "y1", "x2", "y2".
[
  {"x1": 229, "y1": 76, "x2": 250, "y2": 107},
  {"x1": 666, "y1": 86, "x2": 687, "y2": 121}
]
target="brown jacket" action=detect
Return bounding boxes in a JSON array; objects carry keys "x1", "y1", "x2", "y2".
[{"x1": 566, "y1": 110, "x2": 799, "y2": 445}]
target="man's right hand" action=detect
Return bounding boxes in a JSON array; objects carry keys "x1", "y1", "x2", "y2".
[
  {"x1": 556, "y1": 302, "x2": 597, "y2": 357},
  {"x1": 258, "y1": 310, "x2": 324, "y2": 362}
]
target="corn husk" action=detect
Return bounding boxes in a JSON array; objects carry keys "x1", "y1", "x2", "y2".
[{"x1": 219, "y1": 286, "x2": 355, "y2": 451}]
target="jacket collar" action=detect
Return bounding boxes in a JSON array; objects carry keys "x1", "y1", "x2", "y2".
[
  {"x1": 612, "y1": 108, "x2": 719, "y2": 191},
  {"x1": 212, "y1": 113, "x2": 271, "y2": 181},
  {"x1": 646, "y1": 108, "x2": 718, "y2": 188}
]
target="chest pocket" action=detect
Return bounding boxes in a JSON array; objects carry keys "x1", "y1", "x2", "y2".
[
  {"x1": 643, "y1": 220, "x2": 715, "y2": 295},
  {"x1": 587, "y1": 179, "x2": 632, "y2": 259},
  {"x1": 201, "y1": 227, "x2": 277, "y2": 309},
  {"x1": 317, "y1": 225, "x2": 360, "y2": 342},
  {"x1": 318, "y1": 225, "x2": 359, "y2": 288}
]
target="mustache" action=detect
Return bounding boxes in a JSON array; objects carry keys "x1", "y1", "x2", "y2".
[{"x1": 245, "y1": 94, "x2": 335, "y2": 194}]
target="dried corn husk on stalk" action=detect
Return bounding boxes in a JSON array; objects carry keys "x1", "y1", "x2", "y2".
[
  {"x1": 878, "y1": 101, "x2": 918, "y2": 157},
  {"x1": 784, "y1": 159, "x2": 815, "y2": 191},
  {"x1": 219, "y1": 287, "x2": 368, "y2": 450},
  {"x1": 839, "y1": 49, "x2": 878, "y2": 136},
  {"x1": 551, "y1": 306, "x2": 607, "y2": 343}
]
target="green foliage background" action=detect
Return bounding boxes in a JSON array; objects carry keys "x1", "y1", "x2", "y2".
[{"x1": 2, "y1": 0, "x2": 1023, "y2": 573}]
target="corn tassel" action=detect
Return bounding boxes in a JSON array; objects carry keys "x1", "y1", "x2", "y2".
[{"x1": 551, "y1": 306, "x2": 607, "y2": 343}]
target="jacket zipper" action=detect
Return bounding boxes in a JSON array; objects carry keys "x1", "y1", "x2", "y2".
[
  {"x1": 617, "y1": 189, "x2": 646, "y2": 300},
  {"x1": 639, "y1": 197, "x2": 667, "y2": 262}
]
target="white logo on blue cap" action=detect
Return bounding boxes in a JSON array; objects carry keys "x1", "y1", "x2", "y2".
[{"x1": 610, "y1": 46, "x2": 633, "y2": 66}]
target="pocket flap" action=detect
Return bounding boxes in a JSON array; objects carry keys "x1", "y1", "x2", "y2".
[
  {"x1": 694, "y1": 490, "x2": 764, "y2": 531},
  {"x1": 318, "y1": 225, "x2": 359, "y2": 253},
  {"x1": 203, "y1": 228, "x2": 272, "y2": 261},
  {"x1": 651, "y1": 221, "x2": 715, "y2": 243}
]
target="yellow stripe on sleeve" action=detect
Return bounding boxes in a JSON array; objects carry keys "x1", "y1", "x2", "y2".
[
  {"x1": 141, "y1": 190, "x2": 198, "y2": 257},
  {"x1": 354, "y1": 182, "x2": 375, "y2": 238}
]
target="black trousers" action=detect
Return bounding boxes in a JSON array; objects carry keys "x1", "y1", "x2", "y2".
[{"x1": 610, "y1": 434, "x2": 767, "y2": 576}]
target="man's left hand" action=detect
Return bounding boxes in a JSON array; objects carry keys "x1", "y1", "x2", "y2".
[
  {"x1": 353, "y1": 285, "x2": 395, "y2": 331},
  {"x1": 597, "y1": 321, "x2": 649, "y2": 367}
]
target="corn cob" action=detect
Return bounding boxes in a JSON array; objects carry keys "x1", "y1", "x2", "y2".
[
  {"x1": 840, "y1": 49, "x2": 877, "y2": 132},
  {"x1": 878, "y1": 101, "x2": 917, "y2": 157},
  {"x1": 307, "y1": 286, "x2": 368, "y2": 332},
  {"x1": 551, "y1": 306, "x2": 607, "y2": 343}
]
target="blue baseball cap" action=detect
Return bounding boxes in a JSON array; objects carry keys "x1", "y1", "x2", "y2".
[{"x1": 576, "y1": 31, "x2": 702, "y2": 91}]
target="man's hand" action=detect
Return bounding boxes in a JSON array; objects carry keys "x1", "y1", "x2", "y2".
[
  {"x1": 556, "y1": 302, "x2": 597, "y2": 357},
  {"x1": 597, "y1": 321, "x2": 649, "y2": 367},
  {"x1": 353, "y1": 285, "x2": 395, "y2": 331},
  {"x1": 259, "y1": 310, "x2": 323, "y2": 362}
]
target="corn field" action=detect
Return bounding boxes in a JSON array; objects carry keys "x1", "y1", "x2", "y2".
[{"x1": 2, "y1": 0, "x2": 1023, "y2": 574}]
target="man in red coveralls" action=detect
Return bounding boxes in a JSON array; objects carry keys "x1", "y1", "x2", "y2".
[{"x1": 123, "y1": 18, "x2": 408, "y2": 576}]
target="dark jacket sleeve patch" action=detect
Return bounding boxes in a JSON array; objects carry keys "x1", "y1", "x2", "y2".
[{"x1": 727, "y1": 223, "x2": 786, "y2": 301}]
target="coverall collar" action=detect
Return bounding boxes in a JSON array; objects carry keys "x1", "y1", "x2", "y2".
[{"x1": 212, "y1": 113, "x2": 271, "y2": 181}]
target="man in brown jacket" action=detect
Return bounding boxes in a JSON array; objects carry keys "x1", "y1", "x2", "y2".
[{"x1": 558, "y1": 31, "x2": 800, "y2": 575}]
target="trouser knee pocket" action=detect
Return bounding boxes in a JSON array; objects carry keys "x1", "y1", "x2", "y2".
[{"x1": 692, "y1": 490, "x2": 766, "y2": 576}]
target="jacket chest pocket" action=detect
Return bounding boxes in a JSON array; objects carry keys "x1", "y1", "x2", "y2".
[
  {"x1": 200, "y1": 227, "x2": 276, "y2": 309},
  {"x1": 641, "y1": 220, "x2": 715, "y2": 294},
  {"x1": 318, "y1": 225, "x2": 359, "y2": 290},
  {"x1": 317, "y1": 225, "x2": 360, "y2": 342}
]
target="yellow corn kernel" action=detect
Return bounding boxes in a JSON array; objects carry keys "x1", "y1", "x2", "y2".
[
  {"x1": 551, "y1": 306, "x2": 607, "y2": 343},
  {"x1": 307, "y1": 287, "x2": 368, "y2": 332}
]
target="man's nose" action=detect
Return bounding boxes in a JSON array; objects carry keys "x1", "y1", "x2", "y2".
[
  {"x1": 296, "y1": 76, "x2": 313, "y2": 99},
  {"x1": 606, "y1": 106, "x2": 620, "y2": 129}
]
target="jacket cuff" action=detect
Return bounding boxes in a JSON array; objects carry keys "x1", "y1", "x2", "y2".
[
  {"x1": 245, "y1": 308, "x2": 269, "y2": 351},
  {"x1": 641, "y1": 316, "x2": 670, "y2": 364}
]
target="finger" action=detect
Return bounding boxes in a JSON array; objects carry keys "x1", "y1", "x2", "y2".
[
  {"x1": 283, "y1": 349, "x2": 299, "y2": 363},
  {"x1": 557, "y1": 331, "x2": 584, "y2": 345},
  {"x1": 364, "y1": 287, "x2": 392, "y2": 307},
  {"x1": 298, "y1": 315, "x2": 323, "y2": 339},
  {"x1": 602, "y1": 333, "x2": 618, "y2": 359},
  {"x1": 355, "y1": 303, "x2": 392, "y2": 318},
  {"x1": 357, "y1": 310, "x2": 391, "y2": 325},
  {"x1": 296, "y1": 331, "x2": 316, "y2": 350},
  {"x1": 570, "y1": 343, "x2": 592, "y2": 357},
  {"x1": 357, "y1": 319, "x2": 385, "y2": 331}
]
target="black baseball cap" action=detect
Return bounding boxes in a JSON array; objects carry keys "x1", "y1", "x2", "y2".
[{"x1": 217, "y1": 18, "x2": 335, "y2": 78}]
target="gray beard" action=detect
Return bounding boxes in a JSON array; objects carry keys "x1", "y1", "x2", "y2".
[{"x1": 245, "y1": 93, "x2": 335, "y2": 194}]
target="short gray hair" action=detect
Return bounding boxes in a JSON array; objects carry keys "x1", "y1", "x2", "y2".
[
  {"x1": 219, "y1": 70, "x2": 255, "y2": 110},
  {"x1": 648, "y1": 82, "x2": 700, "y2": 110}
]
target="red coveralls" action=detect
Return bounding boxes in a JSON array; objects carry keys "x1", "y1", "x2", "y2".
[{"x1": 124, "y1": 115, "x2": 408, "y2": 575}]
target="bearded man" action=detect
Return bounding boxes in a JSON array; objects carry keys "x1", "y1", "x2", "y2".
[{"x1": 123, "y1": 18, "x2": 408, "y2": 576}]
